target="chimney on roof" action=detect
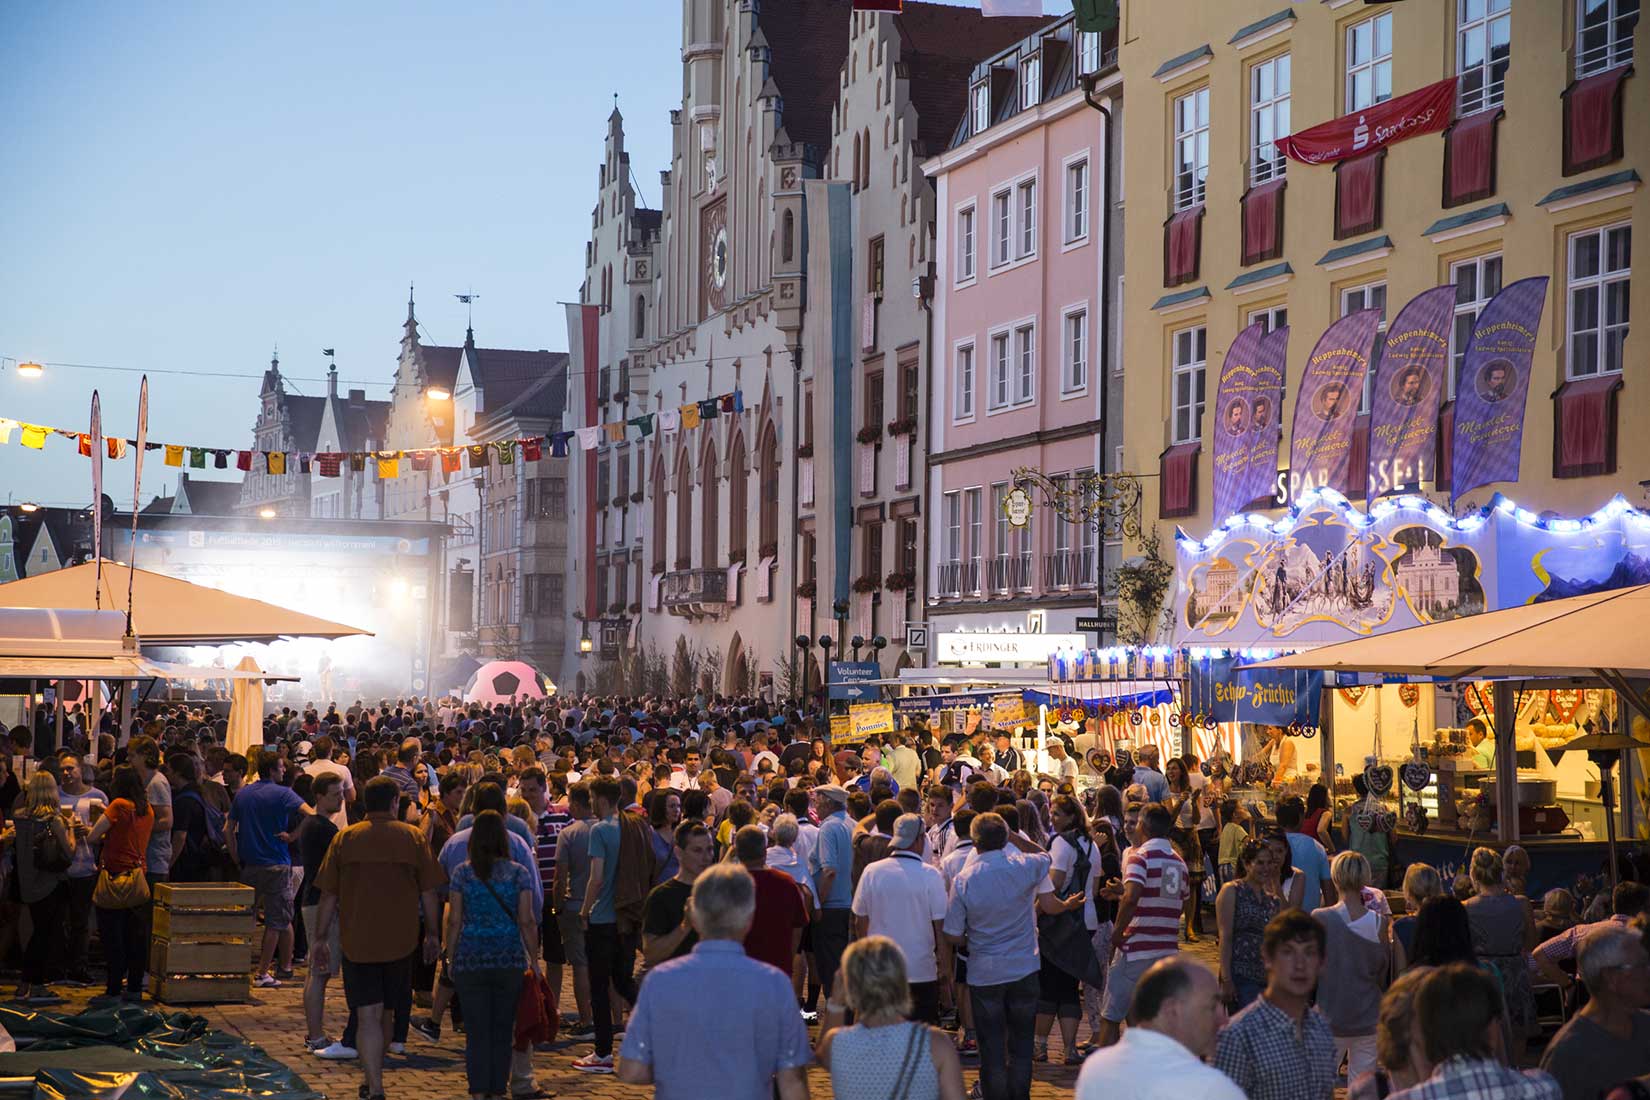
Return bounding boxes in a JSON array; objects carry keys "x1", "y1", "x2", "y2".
[
  {"x1": 328, "y1": 365, "x2": 338, "y2": 399},
  {"x1": 348, "y1": 389, "x2": 366, "y2": 407}
]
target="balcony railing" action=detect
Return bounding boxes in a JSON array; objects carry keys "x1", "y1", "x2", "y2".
[
  {"x1": 661, "y1": 567, "x2": 729, "y2": 612},
  {"x1": 987, "y1": 552, "x2": 1033, "y2": 594},
  {"x1": 1075, "y1": 546, "x2": 1099, "y2": 589},
  {"x1": 1045, "y1": 548, "x2": 1075, "y2": 590},
  {"x1": 936, "y1": 557, "x2": 983, "y2": 599}
]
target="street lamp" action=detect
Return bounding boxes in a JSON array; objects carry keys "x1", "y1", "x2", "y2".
[
  {"x1": 258, "y1": 506, "x2": 277, "y2": 520},
  {"x1": 794, "y1": 634, "x2": 812, "y2": 702},
  {"x1": 16, "y1": 362, "x2": 43, "y2": 379},
  {"x1": 17, "y1": 502, "x2": 39, "y2": 513},
  {"x1": 869, "y1": 634, "x2": 887, "y2": 663},
  {"x1": 850, "y1": 635, "x2": 865, "y2": 660},
  {"x1": 579, "y1": 631, "x2": 594, "y2": 656},
  {"x1": 425, "y1": 386, "x2": 452, "y2": 401}
]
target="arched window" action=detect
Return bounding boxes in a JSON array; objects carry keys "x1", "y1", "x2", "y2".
[
  {"x1": 633, "y1": 294, "x2": 647, "y2": 340},
  {"x1": 700, "y1": 438, "x2": 719, "y2": 566},
  {"x1": 651, "y1": 458, "x2": 667, "y2": 573},
  {"x1": 781, "y1": 209, "x2": 795, "y2": 265},
  {"x1": 675, "y1": 451, "x2": 692, "y2": 569},
  {"x1": 758, "y1": 425, "x2": 779, "y2": 554},
  {"x1": 728, "y1": 434, "x2": 747, "y2": 562},
  {"x1": 861, "y1": 128, "x2": 872, "y2": 190},
  {"x1": 851, "y1": 133, "x2": 861, "y2": 193}
]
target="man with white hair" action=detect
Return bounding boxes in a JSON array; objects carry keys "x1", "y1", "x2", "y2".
[
  {"x1": 851, "y1": 814, "x2": 950, "y2": 1024},
  {"x1": 1133, "y1": 744, "x2": 1170, "y2": 803},
  {"x1": 1538, "y1": 925, "x2": 1650, "y2": 1100},
  {"x1": 1078, "y1": 956, "x2": 1243, "y2": 1100},
  {"x1": 617, "y1": 863, "x2": 811, "y2": 1099}
]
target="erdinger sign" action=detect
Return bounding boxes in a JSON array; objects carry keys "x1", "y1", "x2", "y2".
[
  {"x1": 1277, "y1": 76, "x2": 1458, "y2": 165},
  {"x1": 935, "y1": 632, "x2": 1085, "y2": 664}
]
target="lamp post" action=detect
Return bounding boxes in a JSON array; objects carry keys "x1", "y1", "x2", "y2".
[
  {"x1": 869, "y1": 634, "x2": 887, "y2": 665},
  {"x1": 850, "y1": 635, "x2": 865, "y2": 661},
  {"x1": 832, "y1": 599, "x2": 849, "y2": 655},
  {"x1": 794, "y1": 634, "x2": 812, "y2": 702},
  {"x1": 817, "y1": 635, "x2": 834, "y2": 712}
]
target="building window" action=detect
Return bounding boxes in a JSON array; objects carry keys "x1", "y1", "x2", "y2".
[
  {"x1": 1247, "y1": 305, "x2": 1288, "y2": 334},
  {"x1": 759, "y1": 426, "x2": 780, "y2": 552},
  {"x1": 1457, "y1": 0, "x2": 1511, "y2": 114},
  {"x1": 651, "y1": 462, "x2": 667, "y2": 573},
  {"x1": 1250, "y1": 53, "x2": 1291, "y2": 185},
  {"x1": 1449, "y1": 254, "x2": 1504, "y2": 397},
  {"x1": 989, "y1": 331, "x2": 1011, "y2": 410},
  {"x1": 1020, "y1": 53, "x2": 1041, "y2": 109},
  {"x1": 865, "y1": 368, "x2": 885, "y2": 431},
  {"x1": 965, "y1": 487, "x2": 984, "y2": 586},
  {"x1": 700, "y1": 441, "x2": 719, "y2": 566},
  {"x1": 869, "y1": 235, "x2": 885, "y2": 295},
  {"x1": 1172, "y1": 325, "x2": 1207, "y2": 444},
  {"x1": 1064, "y1": 157, "x2": 1089, "y2": 244},
  {"x1": 1078, "y1": 30, "x2": 1101, "y2": 74},
  {"x1": 729, "y1": 436, "x2": 747, "y2": 562},
  {"x1": 1567, "y1": 222, "x2": 1631, "y2": 378},
  {"x1": 957, "y1": 204, "x2": 977, "y2": 282},
  {"x1": 1577, "y1": 0, "x2": 1639, "y2": 76},
  {"x1": 899, "y1": 356, "x2": 920, "y2": 422},
  {"x1": 971, "y1": 81, "x2": 990, "y2": 133},
  {"x1": 1346, "y1": 11, "x2": 1393, "y2": 112},
  {"x1": 899, "y1": 517, "x2": 919, "y2": 578},
  {"x1": 1173, "y1": 87, "x2": 1210, "y2": 210},
  {"x1": 1015, "y1": 323, "x2": 1036, "y2": 404},
  {"x1": 955, "y1": 342, "x2": 976, "y2": 420},
  {"x1": 943, "y1": 490, "x2": 962, "y2": 567},
  {"x1": 1017, "y1": 179, "x2": 1038, "y2": 259},
  {"x1": 992, "y1": 190, "x2": 1012, "y2": 267},
  {"x1": 1340, "y1": 281, "x2": 1389, "y2": 411},
  {"x1": 1063, "y1": 308, "x2": 1088, "y2": 394},
  {"x1": 863, "y1": 521, "x2": 883, "y2": 579}
]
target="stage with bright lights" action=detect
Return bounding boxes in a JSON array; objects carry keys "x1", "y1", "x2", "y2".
[{"x1": 108, "y1": 511, "x2": 452, "y2": 704}]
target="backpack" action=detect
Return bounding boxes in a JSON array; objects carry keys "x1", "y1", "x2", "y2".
[
  {"x1": 178, "y1": 789, "x2": 231, "y2": 870},
  {"x1": 1038, "y1": 830, "x2": 1104, "y2": 987}
]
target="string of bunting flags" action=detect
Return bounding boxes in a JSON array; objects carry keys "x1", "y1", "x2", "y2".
[{"x1": 0, "y1": 390, "x2": 745, "y2": 480}]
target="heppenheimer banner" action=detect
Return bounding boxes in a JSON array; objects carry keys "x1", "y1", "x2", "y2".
[
  {"x1": 1451, "y1": 276, "x2": 1549, "y2": 507},
  {"x1": 1187, "y1": 657, "x2": 1323, "y2": 726}
]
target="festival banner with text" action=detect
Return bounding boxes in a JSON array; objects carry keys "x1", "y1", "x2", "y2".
[
  {"x1": 1212, "y1": 322, "x2": 1278, "y2": 519},
  {"x1": 1289, "y1": 310, "x2": 1382, "y2": 498},
  {"x1": 1366, "y1": 285, "x2": 1455, "y2": 500},
  {"x1": 1451, "y1": 276, "x2": 1549, "y2": 506},
  {"x1": 1186, "y1": 656, "x2": 1323, "y2": 727}
]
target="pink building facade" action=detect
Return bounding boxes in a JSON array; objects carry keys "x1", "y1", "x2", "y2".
[{"x1": 924, "y1": 15, "x2": 1122, "y2": 659}]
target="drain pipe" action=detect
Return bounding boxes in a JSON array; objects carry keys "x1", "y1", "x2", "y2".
[{"x1": 1081, "y1": 72, "x2": 1115, "y2": 637}]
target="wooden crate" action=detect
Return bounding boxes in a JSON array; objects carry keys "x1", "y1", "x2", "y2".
[{"x1": 150, "y1": 881, "x2": 257, "y2": 1004}]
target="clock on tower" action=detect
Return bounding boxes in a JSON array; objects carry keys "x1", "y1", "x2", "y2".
[{"x1": 700, "y1": 197, "x2": 730, "y2": 319}]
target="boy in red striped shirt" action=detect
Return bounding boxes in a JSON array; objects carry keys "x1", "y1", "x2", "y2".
[{"x1": 1097, "y1": 802, "x2": 1189, "y2": 1048}]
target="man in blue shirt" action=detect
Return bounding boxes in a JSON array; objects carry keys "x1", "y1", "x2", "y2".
[
  {"x1": 227, "y1": 749, "x2": 314, "y2": 988},
  {"x1": 807, "y1": 783, "x2": 855, "y2": 1000},
  {"x1": 1133, "y1": 744, "x2": 1171, "y2": 804},
  {"x1": 573, "y1": 775, "x2": 638, "y2": 1074},
  {"x1": 618, "y1": 863, "x2": 810, "y2": 1100},
  {"x1": 1276, "y1": 798, "x2": 1335, "y2": 910}
]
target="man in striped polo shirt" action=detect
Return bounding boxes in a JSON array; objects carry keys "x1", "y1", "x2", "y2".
[
  {"x1": 1098, "y1": 802, "x2": 1188, "y2": 1048},
  {"x1": 519, "y1": 767, "x2": 572, "y2": 1001}
]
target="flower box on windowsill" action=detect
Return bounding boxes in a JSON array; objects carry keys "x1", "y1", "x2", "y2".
[
  {"x1": 730, "y1": 549, "x2": 747, "y2": 565},
  {"x1": 796, "y1": 444, "x2": 814, "y2": 459},
  {"x1": 630, "y1": 491, "x2": 644, "y2": 504},
  {"x1": 797, "y1": 581, "x2": 817, "y2": 600},
  {"x1": 884, "y1": 571, "x2": 912, "y2": 593},
  {"x1": 651, "y1": 563, "x2": 666, "y2": 575},
  {"x1": 886, "y1": 417, "x2": 917, "y2": 437},
  {"x1": 627, "y1": 602, "x2": 642, "y2": 614},
  {"x1": 608, "y1": 602, "x2": 627, "y2": 615},
  {"x1": 759, "y1": 542, "x2": 779, "y2": 560},
  {"x1": 855, "y1": 426, "x2": 882, "y2": 445},
  {"x1": 611, "y1": 494, "x2": 629, "y2": 507},
  {"x1": 852, "y1": 575, "x2": 880, "y2": 594}
]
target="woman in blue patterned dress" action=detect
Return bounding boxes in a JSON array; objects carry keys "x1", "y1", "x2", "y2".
[{"x1": 441, "y1": 810, "x2": 539, "y2": 1100}]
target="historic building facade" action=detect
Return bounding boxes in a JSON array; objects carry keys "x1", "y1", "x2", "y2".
[
  {"x1": 309, "y1": 365, "x2": 391, "y2": 521},
  {"x1": 923, "y1": 12, "x2": 1125, "y2": 657},
  {"x1": 1119, "y1": 0, "x2": 1645, "y2": 588},
  {"x1": 235, "y1": 355, "x2": 324, "y2": 518}
]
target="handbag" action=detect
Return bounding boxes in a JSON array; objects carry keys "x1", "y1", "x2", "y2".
[
  {"x1": 480, "y1": 873, "x2": 559, "y2": 1048},
  {"x1": 29, "y1": 817, "x2": 73, "y2": 875},
  {"x1": 93, "y1": 863, "x2": 150, "y2": 909}
]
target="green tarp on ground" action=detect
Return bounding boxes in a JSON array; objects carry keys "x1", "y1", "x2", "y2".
[{"x1": 0, "y1": 1004, "x2": 322, "y2": 1100}]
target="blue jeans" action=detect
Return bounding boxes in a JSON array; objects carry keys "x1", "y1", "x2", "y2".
[
  {"x1": 969, "y1": 970, "x2": 1039, "y2": 1100},
  {"x1": 452, "y1": 967, "x2": 524, "y2": 1097}
]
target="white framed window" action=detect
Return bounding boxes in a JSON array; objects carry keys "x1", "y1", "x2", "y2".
[
  {"x1": 1020, "y1": 53, "x2": 1041, "y2": 109},
  {"x1": 1015, "y1": 322, "x2": 1036, "y2": 404},
  {"x1": 1346, "y1": 11, "x2": 1393, "y2": 111},
  {"x1": 1064, "y1": 156, "x2": 1090, "y2": 244},
  {"x1": 1017, "y1": 179, "x2": 1038, "y2": 259},
  {"x1": 1567, "y1": 222, "x2": 1631, "y2": 378},
  {"x1": 971, "y1": 82, "x2": 991, "y2": 134},
  {"x1": 955, "y1": 341, "x2": 976, "y2": 421},
  {"x1": 1171, "y1": 325, "x2": 1207, "y2": 444},
  {"x1": 989, "y1": 330, "x2": 1012, "y2": 409},
  {"x1": 943, "y1": 490, "x2": 962, "y2": 565},
  {"x1": 957, "y1": 203, "x2": 977, "y2": 283},
  {"x1": 1250, "y1": 53, "x2": 1291, "y2": 185},
  {"x1": 1457, "y1": 0, "x2": 1511, "y2": 115},
  {"x1": 1062, "y1": 307, "x2": 1088, "y2": 394},
  {"x1": 1340, "y1": 281, "x2": 1388, "y2": 412},
  {"x1": 1577, "y1": 0, "x2": 1639, "y2": 77},
  {"x1": 1449, "y1": 253, "x2": 1504, "y2": 397},
  {"x1": 1173, "y1": 87, "x2": 1210, "y2": 210},
  {"x1": 965, "y1": 487, "x2": 984, "y2": 576},
  {"x1": 1078, "y1": 31, "x2": 1101, "y2": 75},
  {"x1": 1247, "y1": 305, "x2": 1289, "y2": 334},
  {"x1": 992, "y1": 189, "x2": 1013, "y2": 267}
]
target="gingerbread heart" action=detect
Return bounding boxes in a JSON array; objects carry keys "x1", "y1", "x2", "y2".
[
  {"x1": 1114, "y1": 749, "x2": 1134, "y2": 769},
  {"x1": 1364, "y1": 763, "x2": 1395, "y2": 795},
  {"x1": 1351, "y1": 802, "x2": 1379, "y2": 832},
  {"x1": 1401, "y1": 759, "x2": 1432, "y2": 792}
]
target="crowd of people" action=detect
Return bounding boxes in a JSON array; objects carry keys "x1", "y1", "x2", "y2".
[{"x1": 1, "y1": 692, "x2": 1647, "y2": 1100}]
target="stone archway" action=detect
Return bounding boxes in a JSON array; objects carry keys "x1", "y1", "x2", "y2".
[{"x1": 725, "y1": 633, "x2": 750, "y2": 697}]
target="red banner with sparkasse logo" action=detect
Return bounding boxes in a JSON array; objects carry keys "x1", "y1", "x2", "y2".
[{"x1": 1277, "y1": 76, "x2": 1458, "y2": 165}]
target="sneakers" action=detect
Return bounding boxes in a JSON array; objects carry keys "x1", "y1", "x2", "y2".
[
  {"x1": 313, "y1": 1041, "x2": 358, "y2": 1060},
  {"x1": 563, "y1": 1024, "x2": 595, "y2": 1043},
  {"x1": 304, "y1": 1036, "x2": 336, "y2": 1054},
  {"x1": 274, "y1": 967, "x2": 297, "y2": 981},
  {"x1": 570, "y1": 1052, "x2": 614, "y2": 1074},
  {"x1": 253, "y1": 972, "x2": 282, "y2": 989},
  {"x1": 388, "y1": 1042, "x2": 406, "y2": 1055},
  {"x1": 410, "y1": 1017, "x2": 442, "y2": 1044},
  {"x1": 800, "y1": 1010, "x2": 819, "y2": 1025}
]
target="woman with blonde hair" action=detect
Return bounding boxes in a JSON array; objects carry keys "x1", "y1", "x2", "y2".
[
  {"x1": 817, "y1": 936, "x2": 964, "y2": 1100},
  {"x1": 1347, "y1": 967, "x2": 1432, "y2": 1100},
  {"x1": 1394, "y1": 862, "x2": 1442, "y2": 958},
  {"x1": 12, "y1": 770, "x2": 81, "y2": 1003},
  {"x1": 1463, "y1": 845, "x2": 1536, "y2": 1050},
  {"x1": 1312, "y1": 850, "x2": 1392, "y2": 1080}
]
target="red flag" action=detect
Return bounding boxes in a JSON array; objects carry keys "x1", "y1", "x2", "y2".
[
  {"x1": 236, "y1": 450, "x2": 253, "y2": 471},
  {"x1": 1276, "y1": 76, "x2": 1457, "y2": 165},
  {"x1": 522, "y1": 438, "x2": 542, "y2": 461}
]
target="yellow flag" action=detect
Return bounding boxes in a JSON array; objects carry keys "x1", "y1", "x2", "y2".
[
  {"x1": 680, "y1": 403, "x2": 702, "y2": 430},
  {"x1": 164, "y1": 444, "x2": 184, "y2": 467},
  {"x1": 377, "y1": 455, "x2": 400, "y2": 480},
  {"x1": 267, "y1": 451, "x2": 287, "y2": 475},
  {"x1": 604, "y1": 422, "x2": 625, "y2": 442},
  {"x1": 20, "y1": 425, "x2": 46, "y2": 449}
]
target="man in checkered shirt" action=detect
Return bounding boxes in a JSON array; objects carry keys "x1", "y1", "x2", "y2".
[
  {"x1": 1387, "y1": 963, "x2": 1559, "y2": 1100},
  {"x1": 1213, "y1": 909, "x2": 1336, "y2": 1100}
]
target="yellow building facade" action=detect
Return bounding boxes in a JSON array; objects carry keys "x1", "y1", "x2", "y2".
[{"x1": 1119, "y1": 0, "x2": 1644, "y2": 548}]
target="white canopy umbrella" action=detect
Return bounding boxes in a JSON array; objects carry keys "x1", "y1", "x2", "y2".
[{"x1": 227, "y1": 655, "x2": 266, "y2": 756}]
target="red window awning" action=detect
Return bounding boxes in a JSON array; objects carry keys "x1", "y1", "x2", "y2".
[
  {"x1": 1563, "y1": 65, "x2": 1632, "y2": 176},
  {"x1": 1159, "y1": 442, "x2": 1201, "y2": 519},
  {"x1": 1335, "y1": 150, "x2": 1386, "y2": 239},
  {"x1": 1443, "y1": 108, "x2": 1503, "y2": 208},
  {"x1": 1241, "y1": 180, "x2": 1287, "y2": 267},
  {"x1": 1553, "y1": 375, "x2": 1623, "y2": 478},
  {"x1": 1163, "y1": 206, "x2": 1204, "y2": 288}
]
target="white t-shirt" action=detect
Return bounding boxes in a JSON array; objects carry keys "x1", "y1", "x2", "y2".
[
  {"x1": 1050, "y1": 832, "x2": 1103, "y2": 930},
  {"x1": 303, "y1": 758, "x2": 355, "y2": 830},
  {"x1": 851, "y1": 851, "x2": 949, "y2": 982}
]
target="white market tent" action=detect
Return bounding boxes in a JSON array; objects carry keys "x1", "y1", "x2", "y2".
[{"x1": 0, "y1": 561, "x2": 372, "y2": 645}]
